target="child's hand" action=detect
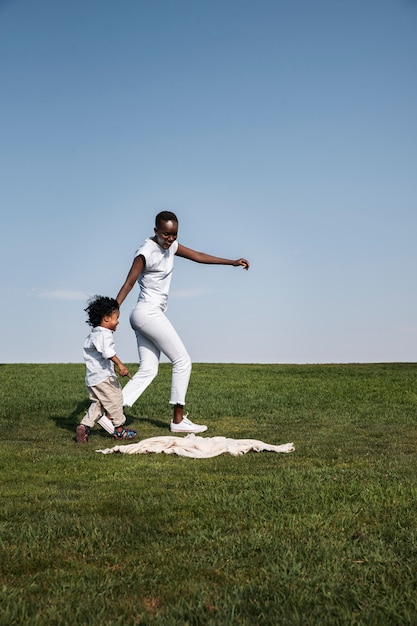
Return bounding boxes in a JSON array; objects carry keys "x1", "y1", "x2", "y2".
[{"x1": 118, "y1": 365, "x2": 132, "y2": 379}]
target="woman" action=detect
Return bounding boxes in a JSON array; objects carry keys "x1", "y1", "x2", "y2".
[{"x1": 116, "y1": 211, "x2": 249, "y2": 433}]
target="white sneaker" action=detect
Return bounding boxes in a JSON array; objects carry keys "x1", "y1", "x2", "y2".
[{"x1": 170, "y1": 414, "x2": 208, "y2": 434}]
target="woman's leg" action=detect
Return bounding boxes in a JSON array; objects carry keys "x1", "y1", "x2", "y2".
[
  {"x1": 134, "y1": 309, "x2": 191, "y2": 406},
  {"x1": 125, "y1": 306, "x2": 206, "y2": 432},
  {"x1": 122, "y1": 331, "x2": 161, "y2": 407},
  {"x1": 140, "y1": 313, "x2": 207, "y2": 432}
]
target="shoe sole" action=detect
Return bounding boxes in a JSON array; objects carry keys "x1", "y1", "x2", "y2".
[{"x1": 170, "y1": 426, "x2": 207, "y2": 434}]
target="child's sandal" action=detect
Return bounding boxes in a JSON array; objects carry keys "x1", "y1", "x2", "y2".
[
  {"x1": 113, "y1": 428, "x2": 137, "y2": 440},
  {"x1": 76, "y1": 424, "x2": 90, "y2": 443}
]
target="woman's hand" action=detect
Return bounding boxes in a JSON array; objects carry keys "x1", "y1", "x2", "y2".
[{"x1": 234, "y1": 258, "x2": 250, "y2": 270}]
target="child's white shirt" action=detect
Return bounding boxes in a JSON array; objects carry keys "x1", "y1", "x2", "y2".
[
  {"x1": 83, "y1": 327, "x2": 116, "y2": 386},
  {"x1": 135, "y1": 238, "x2": 178, "y2": 311}
]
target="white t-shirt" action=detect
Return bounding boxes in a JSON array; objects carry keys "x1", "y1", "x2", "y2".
[
  {"x1": 83, "y1": 326, "x2": 116, "y2": 386},
  {"x1": 134, "y1": 237, "x2": 178, "y2": 311}
]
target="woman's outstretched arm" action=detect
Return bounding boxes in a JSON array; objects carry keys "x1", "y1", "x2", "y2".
[{"x1": 176, "y1": 244, "x2": 249, "y2": 269}]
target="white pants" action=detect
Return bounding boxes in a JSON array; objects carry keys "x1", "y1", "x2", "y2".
[{"x1": 122, "y1": 304, "x2": 192, "y2": 408}]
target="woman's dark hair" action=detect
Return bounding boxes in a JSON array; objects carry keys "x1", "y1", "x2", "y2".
[
  {"x1": 84, "y1": 295, "x2": 119, "y2": 328},
  {"x1": 155, "y1": 211, "x2": 178, "y2": 229}
]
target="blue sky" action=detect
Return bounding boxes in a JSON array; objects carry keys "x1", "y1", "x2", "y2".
[{"x1": 1, "y1": 0, "x2": 416, "y2": 364}]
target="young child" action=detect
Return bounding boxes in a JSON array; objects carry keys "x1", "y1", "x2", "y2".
[{"x1": 76, "y1": 295, "x2": 136, "y2": 443}]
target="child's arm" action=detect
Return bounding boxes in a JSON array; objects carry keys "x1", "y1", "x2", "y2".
[{"x1": 110, "y1": 355, "x2": 132, "y2": 378}]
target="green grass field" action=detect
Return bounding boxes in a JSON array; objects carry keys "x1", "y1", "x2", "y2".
[{"x1": 1, "y1": 362, "x2": 417, "y2": 625}]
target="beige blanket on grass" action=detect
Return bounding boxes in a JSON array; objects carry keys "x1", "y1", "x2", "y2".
[{"x1": 96, "y1": 434, "x2": 295, "y2": 458}]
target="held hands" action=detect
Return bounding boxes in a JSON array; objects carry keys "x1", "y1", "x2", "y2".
[{"x1": 234, "y1": 258, "x2": 250, "y2": 270}]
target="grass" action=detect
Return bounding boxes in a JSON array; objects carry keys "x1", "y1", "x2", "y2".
[{"x1": 0, "y1": 362, "x2": 417, "y2": 625}]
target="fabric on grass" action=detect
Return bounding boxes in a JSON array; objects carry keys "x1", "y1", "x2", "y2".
[{"x1": 96, "y1": 434, "x2": 295, "y2": 458}]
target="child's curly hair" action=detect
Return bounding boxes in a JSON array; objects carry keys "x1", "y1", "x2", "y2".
[{"x1": 85, "y1": 295, "x2": 119, "y2": 328}]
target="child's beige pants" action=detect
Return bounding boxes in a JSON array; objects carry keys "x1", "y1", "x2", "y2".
[{"x1": 81, "y1": 375, "x2": 126, "y2": 428}]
